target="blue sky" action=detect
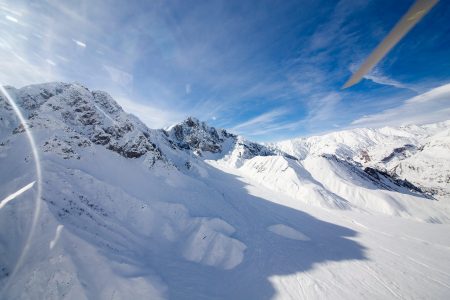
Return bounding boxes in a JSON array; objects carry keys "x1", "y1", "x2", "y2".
[{"x1": 1, "y1": 0, "x2": 450, "y2": 141}]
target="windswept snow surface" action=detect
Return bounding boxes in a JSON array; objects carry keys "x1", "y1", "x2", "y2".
[{"x1": 1, "y1": 83, "x2": 450, "y2": 299}]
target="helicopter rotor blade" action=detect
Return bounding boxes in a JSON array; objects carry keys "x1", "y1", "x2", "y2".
[{"x1": 342, "y1": 0, "x2": 439, "y2": 89}]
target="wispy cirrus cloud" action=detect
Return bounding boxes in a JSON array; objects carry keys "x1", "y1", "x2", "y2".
[
  {"x1": 351, "y1": 83, "x2": 450, "y2": 128},
  {"x1": 103, "y1": 65, "x2": 133, "y2": 87},
  {"x1": 363, "y1": 68, "x2": 419, "y2": 92},
  {"x1": 115, "y1": 96, "x2": 185, "y2": 129},
  {"x1": 232, "y1": 108, "x2": 289, "y2": 133},
  {"x1": 72, "y1": 39, "x2": 86, "y2": 48},
  {"x1": 305, "y1": 93, "x2": 342, "y2": 123}
]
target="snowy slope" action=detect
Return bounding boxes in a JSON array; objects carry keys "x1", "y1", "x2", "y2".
[
  {"x1": 234, "y1": 156, "x2": 351, "y2": 210},
  {"x1": 1, "y1": 82, "x2": 450, "y2": 299},
  {"x1": 222, "y1": 151, "x2": 450, "y2": 223},
  {"x1": 274, "y1": 121, "x2": 450, "y2": 201}
]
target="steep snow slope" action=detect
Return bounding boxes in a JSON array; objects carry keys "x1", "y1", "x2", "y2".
[
  {"x1": 1, "y1": 82, "x2": 450, "y2": 299},
  {"x1": 235, "y1": 156, "x2": 351, "y2": 210},
  {"x1": 221, "y1": 152, "x2": 450, "y2": 223},
  {"x1": 302, "y1": 155, "x2": 448, "y2": 222}
]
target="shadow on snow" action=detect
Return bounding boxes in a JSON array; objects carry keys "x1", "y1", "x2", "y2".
[{"x1": 145, "y1": 162, "x2": 367, "y2": 300}]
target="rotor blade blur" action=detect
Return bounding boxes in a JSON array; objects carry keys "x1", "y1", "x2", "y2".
[{"x1": 342, "y1": 0, "x2": 439, "y2": 89}]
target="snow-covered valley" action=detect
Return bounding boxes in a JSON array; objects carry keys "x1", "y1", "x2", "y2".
[{"x1": 1, "y1": 83, "x2": 450, "y2": 299}]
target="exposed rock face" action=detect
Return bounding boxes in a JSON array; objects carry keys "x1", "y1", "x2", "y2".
[
  {"x1": 381, "y1": 144, "x2": 420, "y2": 163},
  {"x1": 359, "y1": 150, "x2": 371, "y2": 163},
  {"x1": 168, "y1": 117, "x2": 226, "y2": 155},
  {"x1": 165, "y1": 116, "x2": 279, "y2": 161},
  {"x1": 363, "y1": 167, "x2": 427, "y2": 196},
  {"x1": 1, "y1": 82, "x2": 165, "y2": 165}
]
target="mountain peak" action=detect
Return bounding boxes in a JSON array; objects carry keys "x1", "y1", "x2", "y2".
[
  {"x1": 167, "y1": 116, "x2": 232, "y2": 155},
  {"x1": 183, "y1": 116, "x2": 200, "y2": 127},
  {"x1": 1, "y1": 82, "x2": 166, "y2": 165}
]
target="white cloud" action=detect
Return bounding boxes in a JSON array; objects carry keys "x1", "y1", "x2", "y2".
[
  {"x1": 305, "y1": 92, "x2": 341, "y2": 123},
  {"x1": 45, "y1": 59, "x2": 56, "y2": 66},
  {"x1": 72, "y1": 39, "x2": 86, "y2": 48},
  {"x1": 232, "y1": 108, "x2": 288, "y2": 132},
  {"x1": 229, "y1": 93, "x2": 342, "y2": 138},
  {"x1": 103, "y1": 65, "x2": 133, "y2": 87},
  {"x1": 5, "y1": 15, "x2": 18, "y2": 23},
  {"x1": 56, "y1": 55, "x2": 69, "y2": 62},
  {"x1": 238, "y1": 121, "x2": 299, "y2": 137},
  {"x1": 0, "y1": 53, "x2": 60, "y2": 87},
  {"x1": 115, "y1": 96, "x2": 184, "y2": 129},
  {"x1": 351, "y1": 83, "x2": 450, "y2": 127},
  {"x1": 363, "y1": 69, "x2": 418, "y2": 92}
]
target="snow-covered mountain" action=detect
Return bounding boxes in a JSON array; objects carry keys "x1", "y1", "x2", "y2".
[
  {"x1": 156, "y1": 116, "x2": 281, "y2": 169},
  {"x1": 273, "y1": 122, "x2": 450, "y2": 201},
  {"x1": 1, "y1": 82, "x2": 450, "y2": 299}
]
